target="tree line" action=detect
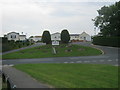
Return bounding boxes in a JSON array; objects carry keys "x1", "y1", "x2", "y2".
[
  {"x1": 92, "y1": 1, "x2": 120, "y2": 37},
  {"x1": 42, "y1": 29, "x2": 70, "y2": 44},
  {"x1": 92, "y1": 1, "x2": 120, "y2": 47}
]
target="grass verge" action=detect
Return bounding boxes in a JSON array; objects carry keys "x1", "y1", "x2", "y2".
[
  {"x1": 14, "y1": 63, "x2": 118, "y2": 88},
  {"x1": 2, "y1": 44, "x2": 102, "y2": 59}
]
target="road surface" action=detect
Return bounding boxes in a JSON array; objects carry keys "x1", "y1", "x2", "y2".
[{"x1": 2, "y1": 42, "x2": 119, "y2": 66}]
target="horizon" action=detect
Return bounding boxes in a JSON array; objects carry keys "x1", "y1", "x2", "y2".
[{"x1": 0, "y1": 0, "x2": 119, "y2": 38}]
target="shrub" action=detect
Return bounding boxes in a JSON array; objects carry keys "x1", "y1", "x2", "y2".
[
  {"x1": 61, "y1": 29, "x2": 70, "y2": 44},
  {"x1": 42, "y1": 30, "x2": 51, "y2": 44},
  {"x1": 92, "y1": 36, "x2": 120, "y2": 47}
]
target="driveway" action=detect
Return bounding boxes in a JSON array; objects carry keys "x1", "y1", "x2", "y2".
[{"x1": 2, "y1": 42, "x2": 119, "y2": 66}]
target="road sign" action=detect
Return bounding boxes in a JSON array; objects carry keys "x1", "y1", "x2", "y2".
[{"x1": 52, "y1": 40, "x2": 59, "y2": 45}]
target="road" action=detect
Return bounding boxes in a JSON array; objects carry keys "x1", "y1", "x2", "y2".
[{"x1": 2, "y1": 42, "x2": 119, "y2": 66}]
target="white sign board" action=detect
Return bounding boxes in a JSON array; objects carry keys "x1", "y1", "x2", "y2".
[{"x1": 52, "y1": 40, "x2": 59, "y2": 45}]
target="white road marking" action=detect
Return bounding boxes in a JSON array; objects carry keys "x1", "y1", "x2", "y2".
[
  {"x1": 108, "y1": 60, "x2": 112, "y2": 61},
  {"x1": 116, "y1": 59, "x2": 118, "y2": 61},
  {"x1": 76, "y1": 61, "x2": 82, "y2": 63},
  {"x1": 100, "y1": 60, "x2": 104, "y2": 62},
  {"x1": 84, "y1": 61, "x2": 90, "y2": 63},
  {"x1": 64, "y1": 62, "x2": 68, "y2": 63}
]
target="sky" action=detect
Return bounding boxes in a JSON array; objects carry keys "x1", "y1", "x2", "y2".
[{"x1": 0, "y1": 0, "x2": 119, "y2": 38}]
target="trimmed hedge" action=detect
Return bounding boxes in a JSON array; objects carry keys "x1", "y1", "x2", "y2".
[{"x1": 92, "y1": 36, "x2": 120, "y2": 47}]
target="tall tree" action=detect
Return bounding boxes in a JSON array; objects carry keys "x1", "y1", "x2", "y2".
[
  {"x1": 92, "y1": 1, "x2": 120, "y2": 37},
  {"x1": 42, "y1": 30, "x2": 51, "y2": 44},
  {"x1": 61, "y1": 29, "x2": 70, "y2": 44}
]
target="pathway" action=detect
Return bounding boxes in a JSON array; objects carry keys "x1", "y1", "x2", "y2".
[{"x1": 2, "y1": 66, "x2": 51, "y2": 88}]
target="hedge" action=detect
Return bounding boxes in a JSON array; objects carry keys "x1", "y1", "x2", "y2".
[
  {"x1": 2, "y1": 37, "x2": 32, "y2": 52},
  {"x1": 92, "y1": 36, "x2": 120, "y2": 47}
]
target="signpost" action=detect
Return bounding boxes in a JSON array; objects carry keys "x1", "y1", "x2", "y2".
[
  {"x1": 52, "y1": 40, "x2": 59, "y2": 46},
  {"x1": 52, "y1": 40, "x2": 59, "y2": 54}
]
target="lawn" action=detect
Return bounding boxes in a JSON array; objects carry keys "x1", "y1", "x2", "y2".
[
  {"x1": 2, "y1": 44, "x2": 102, "y2": 59},
  {"x1": 14, "y1": 64, "x2": 118, "y2": 88}
]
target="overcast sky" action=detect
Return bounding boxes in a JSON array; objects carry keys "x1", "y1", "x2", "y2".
[{"x1": 0, "y1": 0, "x2": 119, "y2": 38}]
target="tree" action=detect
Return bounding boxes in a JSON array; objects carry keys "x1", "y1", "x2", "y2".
[
  {"x1": 42, "y1": 30, "x2": 51, "y2": 44},
  {"x1": 92, "y1": 1, "x2": 120, "y2": 37},
  {"x1": 61, "y1": 29, "x2": 70, "y2": 44}
]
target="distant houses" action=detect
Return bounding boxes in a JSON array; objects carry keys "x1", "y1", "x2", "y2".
[
  {"x1": 4, "y1": 31, "x2": 91, "y2": 42},
  {"x1": 4, "y1": 32, "x2": 26, "y2": 41},
  {"x1": 70, "y1": 32, "x2": 91, "y2": 42},
  {"x1": 51, "y1": 32, "x2": 61, "y2": 41},
  {"x1": 50, "y1": 32, "x2": 91, "y2": 42},
  {"x1": 29, "y1": 36, "x2": 42, "y2": 43}
]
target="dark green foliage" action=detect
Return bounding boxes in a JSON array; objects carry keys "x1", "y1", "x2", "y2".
[
  {"x1": 42, "y1": 30, "x2": 51, "y2": 44},
  {"x1": 92, "y1": 1, "x2": 120, "y2": 37},
  {"x1": 2, "y1": 37, "x2": 31, "y2": 52},
  {"x1": 61, "y1": 29, "x2": 70, "y2": 44},
  {"x1": 92, "y1": 36, "x2": 120, "y2": 47}
]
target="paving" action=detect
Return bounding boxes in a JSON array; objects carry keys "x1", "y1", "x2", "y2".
[{"x1": 2, "y1": 66, "x2": 51, "y2": 88}]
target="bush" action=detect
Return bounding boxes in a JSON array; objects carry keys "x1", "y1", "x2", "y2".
[
  {"x1": 61, "y1": 29, "x2": 70, "y2": 44},
  {"x1": 92, "y1": 36, "x2": 120, "y2": 47},
  {"x1": 2, "y1": 38, "x2": 31, "y2": 52},
  {"x1": 42, "y1": 30, "x2": 51, "y2": 44}
]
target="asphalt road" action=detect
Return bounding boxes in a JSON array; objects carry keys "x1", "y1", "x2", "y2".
[{"x1": 2, "y1": 42, "x2": 119, "y2": 66}]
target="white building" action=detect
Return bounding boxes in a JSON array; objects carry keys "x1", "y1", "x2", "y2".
[
  {"x1": 50, "y1": 32, "x2": 91, "y2": 42},
  {"x1": 70, "y1": 32, "x2": 91, "y2": 42},
  {"x1": 51, "y1": 32, "x2": 61, "y2": 41},
  {"x1": 19, "y1": 35, "x2": 26, "y2": 41},
  {"x1": 70, "y1": 34, "x2": 79, "y2": 41},
  {"x1": 6, "y1": 32, "x2": 26, "y2": 41},
  {"x1": 51, "y1": 32, "x2": 61, "y2": 45},
  {"x1": 29, "y1": 36, "x2": 42, "y2": 42},
  {"x1": 79, "y1": 32, "x2": 91, "y2": 41}
]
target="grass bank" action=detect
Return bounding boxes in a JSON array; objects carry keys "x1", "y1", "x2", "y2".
[
  {"x1": 3, "y1": 44, "x2": 102, "y2": 59},
  {"x1": 14, "y1": 64, "x2": 118, "y2": 88}
]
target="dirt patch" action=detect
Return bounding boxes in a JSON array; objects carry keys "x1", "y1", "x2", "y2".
[
  {"x1": 65, "y1": 49, "x2": 72, "y2": 52},
  {"x1": 78, "y1": 48, "x2": 85, "y2": 51}
]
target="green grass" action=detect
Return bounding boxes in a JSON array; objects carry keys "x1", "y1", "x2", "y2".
[
  {"x1": 2, "y1": 44, "x2": 102, "y2": 59},
  {"x1": 14, "y1": 64, "x2": 118, "y2": 88}
]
